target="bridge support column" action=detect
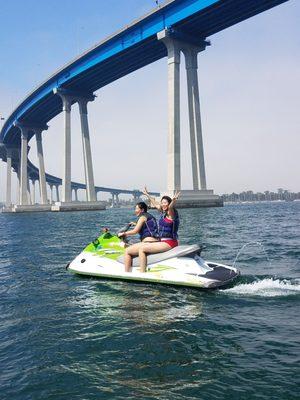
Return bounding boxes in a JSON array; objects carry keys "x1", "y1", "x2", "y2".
[
  {"x1": 50, "y1": 185, "x2": 54, "y2": 204},
  {"x1": 78, "y1": 98, "x2": 96, "y2": 202},
  {"x1": 31, "y1": 180, "x2": 36, "y2": 204},
  {"x1": 74, "y1": 189, "x2": 78, "y2": 202},
  {"x1": 157, "y1": 31, "x2": 181, "y2": 193},
  {"x1": 36, "y1": 130, "x2": 48, "y2": 204},
  {"x1": 16, "y1": 167, "x2": 20, "y2": 205},
  {"x1": 5, "y1": 148, "x2": 12, "y2": 207},
  {"x1": 156, "y1": 30, "x2": 221, "y2": 207},
  {"x1": 54, "y1": 88, "x2": 97, "y2": 206},
  {"x1": 54, "y1": 91, "x2": 72, "y2": 203},
  {"x1": 183, "y1": 47, "x2": 207, "y2": 190},
  {"x1": 111, "y1": 193, "x2": 115, "y2": 208},
  {"x1": 55, "y1": 185, "x2": 60, "y2": 202},
  {"x1": 62, "y1": 96, "x2": 72, "y2": 203},
  {"x1": 27, "y1": 178, "x2": 32, "y2": 205},
  {"x1": 19, "y1": 127, "x2": 29, "y2": 205},
  {"x1": 115, "y1": 193, "x2": 120, "y2": 208}
]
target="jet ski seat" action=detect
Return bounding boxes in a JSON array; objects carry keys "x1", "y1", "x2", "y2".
[{"x1": 117, "y1": 244, "x2": 200, "y2": 268}]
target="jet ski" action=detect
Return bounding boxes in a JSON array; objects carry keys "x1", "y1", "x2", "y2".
[{"x1": 67, "y1": 227, "x2": 240, "y2": 289}]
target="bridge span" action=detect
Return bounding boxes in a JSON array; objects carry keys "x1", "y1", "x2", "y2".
[
  {"x1": 0, "y1": 0, "x2": 289, "y2": 212},
  {"x1": 0, "y1": 143, "x2": 158, "y2": 209}
]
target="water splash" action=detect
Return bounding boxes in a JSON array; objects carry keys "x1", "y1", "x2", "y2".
[
  {"x1": 233, "y1": 241, "x2": 271, "y2": 269},
  {"x1": 222, "y1": 277, "x2": 300, "y2": 297}
]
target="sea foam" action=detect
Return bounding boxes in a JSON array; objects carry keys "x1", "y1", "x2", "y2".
[{"x1": 222, "y1": 278, "x2": 300, "y2": 297}]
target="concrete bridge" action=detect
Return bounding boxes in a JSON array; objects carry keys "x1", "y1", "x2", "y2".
[
  {"x1": 0, "y1": 0, "x2": 289, "y2": 212},
  {"x1": 0, "y1": 143, "x2": 158, "y2": 211}
]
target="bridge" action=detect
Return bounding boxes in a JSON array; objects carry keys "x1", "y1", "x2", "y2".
[
  {"x1": 0, "y1": 0, "x2": 289, "y2": 212},
  {"x1": 0, "y1": 144, "x2": 158, "y2": 209}
]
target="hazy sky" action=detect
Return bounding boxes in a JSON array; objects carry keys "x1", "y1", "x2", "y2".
[{"x1": 0, "y1": 0, "x2": 299, "y2": 202}]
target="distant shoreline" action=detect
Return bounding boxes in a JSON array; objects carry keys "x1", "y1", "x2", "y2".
[{"x1": 224, "y1": 199, "x2": 299, "y2": 205}]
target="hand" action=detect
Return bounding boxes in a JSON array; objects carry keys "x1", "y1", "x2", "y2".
[
  {"x1": 173, "y1": 190, "x2": 181, "y2": 201},
  {"x1": 118, "y1": 232, "x2": 125, "y2": 238},
  {"x1": 142, "y1": 186, "x2": 149, "y2": 196},
  {"x1": 129, "y1": 221, "x2": 136, "y2": 226}
]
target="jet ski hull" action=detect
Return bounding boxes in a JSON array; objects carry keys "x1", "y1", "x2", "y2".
[{"x1": 68, "y1": 250, "x2": 239, "y2": 289}]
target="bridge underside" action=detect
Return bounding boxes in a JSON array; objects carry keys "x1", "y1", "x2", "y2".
[
  {"x1": 1, "y1": 0, "x2": 288, "y2": 146},
  {"x1": 0, "y1": 0, "x2": 289, "y2": 211}
]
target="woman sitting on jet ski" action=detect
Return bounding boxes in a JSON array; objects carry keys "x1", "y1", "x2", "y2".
[
  {"x1": 138, "y1": 187, "x2": 180, "y2": 272},
  {"x1": 118, "y1": 201, "x2": 159, "y2": 272}
]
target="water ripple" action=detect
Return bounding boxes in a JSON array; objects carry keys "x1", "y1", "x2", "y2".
[{"x1": 0, "y1": 203, "x2": 299, "y2": 399}]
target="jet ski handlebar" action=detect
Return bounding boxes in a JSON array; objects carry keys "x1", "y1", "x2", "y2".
[{"x1": 117, "y1": 223, "x2": 133, "y2": 235}]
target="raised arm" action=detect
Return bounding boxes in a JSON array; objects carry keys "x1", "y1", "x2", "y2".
[
  {"x1": 168, "y1": 190, "x2": 180, "y2": 218},
  {"x1": 142, "y1": 186, "x2": 161, "y2": 211}
]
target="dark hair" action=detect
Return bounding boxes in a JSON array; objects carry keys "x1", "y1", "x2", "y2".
[
  {"x1": 136, "y1": 201, "x2": 148, "y2": 213},
  {"x1": 161, "y1": 195, "x2": 172, "y2": 205}
]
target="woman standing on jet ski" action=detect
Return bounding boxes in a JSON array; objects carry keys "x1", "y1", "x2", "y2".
[
  {"x1": 139, "y1": 187, "x2": 181, "y2": 272},
  {"x1": 118, "y1": 201, "x2": 159, "y2": 272}
]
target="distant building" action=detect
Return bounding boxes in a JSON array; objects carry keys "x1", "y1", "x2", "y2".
[{"x1": 221, "y1": 189, "x2": 300, "y2": 203}]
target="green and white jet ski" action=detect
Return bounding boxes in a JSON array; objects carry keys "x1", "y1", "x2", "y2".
[{"x1": 67, "y1": 229, "x2": 240, "y2": 289}]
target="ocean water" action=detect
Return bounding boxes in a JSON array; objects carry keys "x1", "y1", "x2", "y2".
[{"x1": 0, "y1": 202, "x2": 299, "y2": 400}]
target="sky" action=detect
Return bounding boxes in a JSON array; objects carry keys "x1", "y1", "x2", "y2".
[{"x1": 0, "y1": 0, "x2": 299, "y2": 202}]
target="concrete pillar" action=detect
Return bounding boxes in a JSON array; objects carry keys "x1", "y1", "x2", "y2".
[
  {"x1": 111, "y1": 193, "x2": 115, "y2": 207},
  {"x1": 16, "y1": 166, "x2": 20, "y2": 205},
  {"x1": 183, "y1": 47, "x2": 207, "y2": 190},
  {"x1": 60, "y1": 95, "x2": 72, "y2": 203},
  {"x1": 19, "y1": 127, "x2": 29, "y2": 205},
  {"x1": 115, "y1": 193, "x2": 120, "y2": 207},
  {"x1": 27, "y1": 178, "x2": 32, "y2": 205},
  {"x1": 36, "y1": 130, "x2": 48, "y2": 204},
  {"x1": 53, "y1": 89, "x2": 72, "y2": 203},
  {"x1": 157, "y1": 31, "x2": 181, "y2": 193},
  {"x1": 74, "y1": 189, "x2": 78, "y2": 202},
  {"x1": 55, "y1": 185, "x2": 60, "y2": 202},
  {"x1": 78, "y1": 99, "x2": 96, "y2": 202},
  {"x1": 5, "y1": 148, "x2": 12, "y2": 207},
  {"x1": 32, "y1": 180, "x2": 36, "y2": 204},
  {"x1": 50, "y1": 185, "x2": 53, "y2": 204}
]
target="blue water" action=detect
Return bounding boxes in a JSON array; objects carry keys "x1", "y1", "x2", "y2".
[{"x1": 0, "y1": 202, "x2": 299, "y2": 399}]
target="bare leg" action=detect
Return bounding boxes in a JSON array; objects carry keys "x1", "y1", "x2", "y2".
[
  {"x1": 124, "y1": 242, "x2": 145, "y2": 272},
  {"x1": 138, "y1": 242, "x2": 171, "y2": 273},
  {"x1": 124, "y1": 253, "x2": 132, "y2": 272}
]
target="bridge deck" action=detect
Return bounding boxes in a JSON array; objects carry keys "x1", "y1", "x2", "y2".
[{"x1": 0, "y1": 0, "x2": 288, "y2": 146}]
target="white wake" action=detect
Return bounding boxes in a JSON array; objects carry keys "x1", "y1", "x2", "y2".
[{"x1": 222, "y1": 278, "x2": 300, "y2": 297}]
